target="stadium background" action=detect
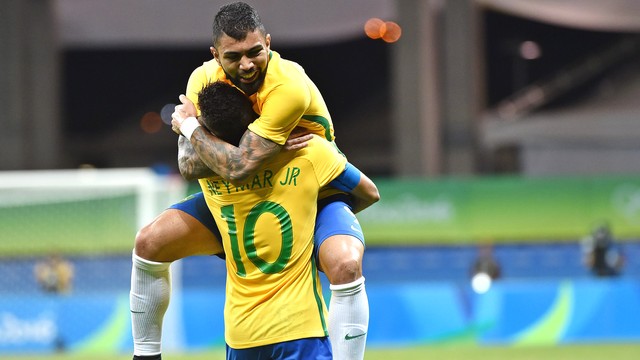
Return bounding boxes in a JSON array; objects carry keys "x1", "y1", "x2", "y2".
[{"x1": 3, "y1": 0, "x2": 640, "y2": 358}]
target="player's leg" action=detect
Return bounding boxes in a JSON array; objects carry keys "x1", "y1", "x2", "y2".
[
  {"x1": 134, "y1": 209, "x2": 222, "y2": 262},
  {"x1": 131, "y1": 192, "x2": 222, "y2": 359},
  {"x1": 315, "y1": 197, "x2": 368, "y2": 360}
]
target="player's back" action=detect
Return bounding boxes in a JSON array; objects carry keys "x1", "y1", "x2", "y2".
[{"x1": 199, "y1": 135, "x2": 346, "y2": 348}]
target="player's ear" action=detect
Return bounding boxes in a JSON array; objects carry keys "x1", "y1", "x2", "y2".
[
  {"x1": 211, "y1": 46, "x2": 221, "y2": 65},
  {"x1": 265, "y1": 34, "x2": 271, "y2": 50}
]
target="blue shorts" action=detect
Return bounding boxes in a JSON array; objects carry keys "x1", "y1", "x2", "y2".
[
  {"x1": 314, "y1": 194, "x2": 365, "y2": 262},
  {"x1": 170, "y1": 192, "x2": 365, "y2": 263},
  {"x1": 226, "y1": 337, "x2": 332, "y2": 360},
  {"x1": 168, "y1": 192, "x2": 222, "y2": 241}
]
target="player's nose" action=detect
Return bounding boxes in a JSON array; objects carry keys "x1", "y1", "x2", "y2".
[{"x1": 239, "y1": 56, "x2": 254, "y2": 71}]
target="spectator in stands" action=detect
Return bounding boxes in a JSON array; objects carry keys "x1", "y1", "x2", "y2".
[
  {"x1": 471, "y1": 243, "x2": 502, "y2": 280},
  {"x1": 581, "y1": 223, "x2": 624, "y2": 277},
  {"x1": 34, "y1": 253, "x2": 74, "y2": 294}
]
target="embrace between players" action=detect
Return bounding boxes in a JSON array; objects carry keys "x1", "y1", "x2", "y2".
[{"x1": 130, "y1": 2, "x2": 379, "y2": 360}]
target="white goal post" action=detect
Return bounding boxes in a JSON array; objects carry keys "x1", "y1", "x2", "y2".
[
  {"x1": 0, "y1": 167, "x2": 188, "y2": 256},
  {"x1": 0, "y1": 167, "x2": 187, "y2": 230}
]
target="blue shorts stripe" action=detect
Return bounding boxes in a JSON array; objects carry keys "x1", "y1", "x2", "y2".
[{"x1": 226, "y1": 337, "x2": 332, "y2": 360}]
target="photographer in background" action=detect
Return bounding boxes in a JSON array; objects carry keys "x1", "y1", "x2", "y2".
[{"x1": 581, "y1": 223, "x2": 624, "y2": 277}]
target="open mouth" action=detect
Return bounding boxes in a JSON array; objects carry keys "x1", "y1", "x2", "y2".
[{"x1": 239, "y1": 71, "x2": 259, "y2": 83}]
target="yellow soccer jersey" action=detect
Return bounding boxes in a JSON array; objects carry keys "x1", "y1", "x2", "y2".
[
  {"x1": 199, "y1": 135, "x2": 347, "y2": 349},
  {"x1": 185, "y1": 50, "x2": 335, "y2": 145}
]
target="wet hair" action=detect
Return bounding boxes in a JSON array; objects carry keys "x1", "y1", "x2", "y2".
[
  {"x1": 198, "y1": 81, "x2": 258, "y2": 146},
  {"x1": 212, "y1": 2, "x2": 266, "y2": 47}
]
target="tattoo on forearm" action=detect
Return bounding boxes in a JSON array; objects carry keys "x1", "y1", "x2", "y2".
[
  {"x1": 177, "y1": 136, "x2": 215, "y2": 180},
  {"x1": 191, "y1": 129, "x2": 280, "y2": 184}
]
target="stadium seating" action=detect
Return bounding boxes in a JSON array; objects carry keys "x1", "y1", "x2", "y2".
[{"x1": 2, "y1": 242, "x2": 639, "y2": 295}]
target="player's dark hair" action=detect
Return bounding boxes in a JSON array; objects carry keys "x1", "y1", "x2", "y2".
[
  {"x1": 212, "y1": 2, "x2": 266, "y2": 47},
  {"x1": 198, "y1": 81, "x2": 257, "y2": 146}
]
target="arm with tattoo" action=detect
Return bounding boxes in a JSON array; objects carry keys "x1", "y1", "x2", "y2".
[
  {"x1": 177, "y1": 135, "x2": 216, "y2": 180},
  {"x1": 190, "y1": 127, "x2": 281, "y2": 185},
  {"x1": 172, "y1": 93, "x2": 308, "y2": 184}
]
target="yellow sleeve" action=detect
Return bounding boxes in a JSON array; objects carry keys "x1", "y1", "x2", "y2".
[
  {"x1": 185, "y1": 65, "x2": 211, "y2": 116},
  {"x1": 248, "y1": 78, "x2": 311, "y2": 145},
  {"x1": 185, "y1": 60, "x2": 223, "y2": 116},
  {"x1": 307, "y1": 137, "x2": 348, "y2": 187}
]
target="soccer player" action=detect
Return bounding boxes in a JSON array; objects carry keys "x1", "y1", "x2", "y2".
[
  {"x1": 188, "y1": 81, "x2": 377, "y2": 359},
  {"x1": 131, "y1": 2, "x2": 374, "y2": 359}
]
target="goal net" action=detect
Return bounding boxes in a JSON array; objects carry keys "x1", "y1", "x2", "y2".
[{"x1": 0, "y1": 167, "x2": 188, "y2": 256}]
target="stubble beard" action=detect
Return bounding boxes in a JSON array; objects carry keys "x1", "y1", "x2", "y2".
[{"x1": 223, "y1": 67, "x2": 266, "y2": 96}]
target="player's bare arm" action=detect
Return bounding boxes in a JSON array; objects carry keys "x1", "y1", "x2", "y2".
[
  {"x1": 177, "y1": 135, "x2": 216, "y2": 180},
  {"x1": 172, "y1": 94, "x2": 309, "y2": 184},
  {"x1": 189, "y1": 128, "x2": 280, "y2": 185},
  {"x1": 171, "y1": 103, "x2": 279, "y2": 183},
  {"x1": 179, "y1": 130, "x2": 310, "y2": 181},
  {"x1": 350, "y1": 171, "x2": 380, "y2": 213}
]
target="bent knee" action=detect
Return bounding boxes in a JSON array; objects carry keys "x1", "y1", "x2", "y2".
[
  {"x1": 322, "y1": 253, "x2": 363, "y2": 285},
  {"x1": 333, "y1": 258, "x2": 362, "y2": 284},
  {"x1": 134, "y1": 224, "x2": 158, "y2": 259},
  {"x1": 319, "y1": 236, "x2": 364, "y2": 284}
]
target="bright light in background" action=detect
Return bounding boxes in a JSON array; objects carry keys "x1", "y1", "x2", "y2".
[
  {"x1": 519, "y1": 40, "x2": 542, "y2": 60},
  {"x1": 140, "y1": 112, "x2": 163, "y2": 134},
  {"x1": 471, "y1": 272, "x2": 493, "y2": 294},
  {"x1": 364, "y1": 18, "x2": 402, "y2": 43},
  {"x1": 381, "y1": 21, "x2": 402, "y2": 43},
  {"x1": 365, "y1": 18, "x2": 385, "y2": 39}
]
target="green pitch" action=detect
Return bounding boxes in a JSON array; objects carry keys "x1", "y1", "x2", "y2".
[
  {"x1": 0, "y1": 195, "x2": 138, "y2": 257},
  {"x1": 12, "y1": 343, "x2": 640, "y2": 360}
]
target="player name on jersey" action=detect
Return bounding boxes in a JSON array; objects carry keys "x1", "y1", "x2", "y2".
[{"x1": 204, "y1": 166, "x2": 301, "y2": 196}]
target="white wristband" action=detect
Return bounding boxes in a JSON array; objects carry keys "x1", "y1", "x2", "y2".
[{"x1": 180, "y1": 117, "x2": 201, "y2": 140}]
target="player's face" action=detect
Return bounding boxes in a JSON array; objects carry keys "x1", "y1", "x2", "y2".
[{"x1": 212, "y1": 30, "x2": 271, "y2": 96}]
